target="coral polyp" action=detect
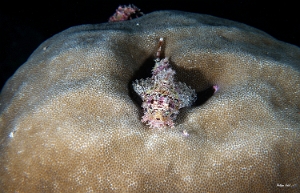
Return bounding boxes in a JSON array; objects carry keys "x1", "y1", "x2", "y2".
[{"x1": 132, "y1": 38, "x2": 197, "y2": 128}]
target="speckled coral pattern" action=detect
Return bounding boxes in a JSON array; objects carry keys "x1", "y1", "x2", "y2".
[{"x1": 0, "y1": 11, "x2": 299, "y2": 192}]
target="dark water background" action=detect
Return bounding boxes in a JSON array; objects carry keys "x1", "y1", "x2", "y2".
[{"x1": 0, "y1": 0, "x2": 299, "y2": 91}]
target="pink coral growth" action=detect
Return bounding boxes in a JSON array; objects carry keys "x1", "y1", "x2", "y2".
[
  {"x1": 109, "y1": 4, "x2": 143, "y2": 22},
  {"x1": 133, "y1": 38, "x2": 197, "y2": 129}
]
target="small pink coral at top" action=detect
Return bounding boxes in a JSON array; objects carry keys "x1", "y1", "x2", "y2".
[
  {"x1": 109, "y1": 4, "x2": 143, "y2": 22},
  {"x1": 132, "y1": 38, "x2": 197, "y2": 129}
]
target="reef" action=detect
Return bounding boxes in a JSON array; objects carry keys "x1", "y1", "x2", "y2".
[{"x1": 0, "y1": 11, "x2": 299, "y2": 192}]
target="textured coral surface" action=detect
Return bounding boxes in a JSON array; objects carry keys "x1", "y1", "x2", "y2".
[{"x1": 0, "y1": 11, "x2": 300, "y2": 192}]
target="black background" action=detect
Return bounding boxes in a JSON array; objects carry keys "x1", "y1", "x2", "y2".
[{"x1": 1, "y1": 0, "x2": 299, "y2": 91}]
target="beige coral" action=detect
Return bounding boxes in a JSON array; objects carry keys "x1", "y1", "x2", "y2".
[{"x1": 0, "y1": 11, "x2": 299, "y2": 192}]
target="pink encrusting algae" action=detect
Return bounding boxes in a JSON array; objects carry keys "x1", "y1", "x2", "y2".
[{"x1": 132, "y1": 38, "x2": 197, "y2": 128}]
